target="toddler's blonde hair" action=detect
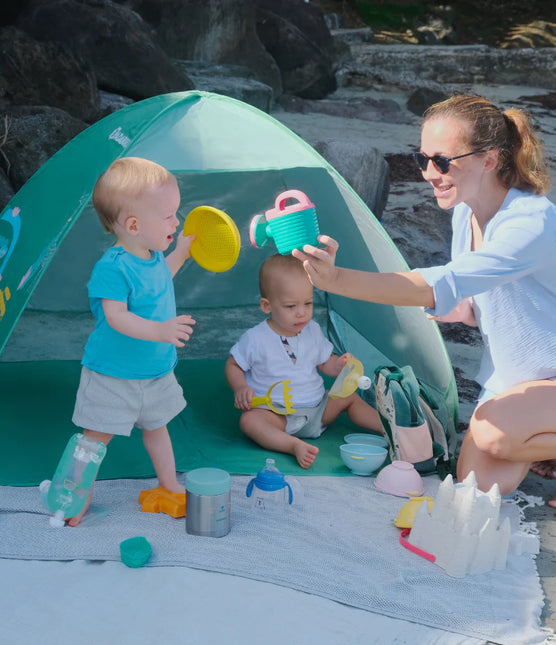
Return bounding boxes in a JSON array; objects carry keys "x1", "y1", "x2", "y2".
[{"x1": 92, "y1": 157, "x2": 174, "y2": 233}]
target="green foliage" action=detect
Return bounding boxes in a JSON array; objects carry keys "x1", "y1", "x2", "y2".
[{"x1": 354, "y1": 1, "x2": 431, "y2": 30}]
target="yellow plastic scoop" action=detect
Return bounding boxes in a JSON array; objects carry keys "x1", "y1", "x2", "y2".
[
  {"x1": 394, "y1": 496, "x2": 434, "y2": 529},
  {"x1": 329, "y1": 356, "x2": 371, "y2": 399},
  {"x1": 251, "y1": 380, "x2": 295, "y2": 415}
]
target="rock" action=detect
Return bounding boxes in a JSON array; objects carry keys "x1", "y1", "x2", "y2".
[
  {"x1": 17, "y1": 0, "x2": 194, "y2": 101},
  {"x1": 173, "y1": 61, "x2": 273, "y2": 113},
  {"x1": 0, "y1": 26, "x2": 100, "y2": 123},
  {"x1": 380, "y1": 183, "x2": 452, "y2": 269},
  {"x1": 349, "y1": 44, "x2": 556, "y2": 90},
  {"x1": 256, "y1": 0, "x2": 337, "y2": 99},
  {"x1": 0, "y1": 105, "x2": 86, "y2": 191},
  {"x1": 118, "y1": 0, "x2": 283, "y2": 99},
  {"x1": 313, "y1": 139, "x2": 390, "y2": 218},
  {"x1": 331, "y1": 27, "x2": 373, "y2": 45},
  {"x1": 384, "y1": 153, "x2": 423, "y2": 183},
  {"x1": 414, "y1": 6, "x2": 457, "y2": 45},
  {"x1": 406, "y1": 87, "x2": 450, "y2": 117},
  {"x1": 277, "y1": 93, "x2": 411, "y2": 124},
  {"x1": 97, "y1": 91, "x2": 135, "y2": 119},
  {"x1": 0, "y1": 168, "x2": 14, "y2": 212},
  {"x1": 517, "y1": 92, "x2": 556, "y2": 111}
]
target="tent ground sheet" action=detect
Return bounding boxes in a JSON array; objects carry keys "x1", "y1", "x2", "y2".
[
  {"x1": 0, "y1": 474, "x2": 546, "y2": 644},
  {"x1": 0, "y1": 359, "x2": 366, "y2": 486}
]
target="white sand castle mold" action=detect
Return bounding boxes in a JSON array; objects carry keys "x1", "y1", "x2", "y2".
[{"x1": 407, "y1": 471, "x2": 512, "y2": 578}]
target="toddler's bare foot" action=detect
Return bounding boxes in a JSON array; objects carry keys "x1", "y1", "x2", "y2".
[
  {"x1": 65, "y1": 486, "x2": 94, "y2": 527},
  {"x1": 530, "y1": 460, "x2": 556, "y2": 479},
  {"x1": 159, "y1": 481, "x2": 185, "y2": 495},
  {"x1": 66, "y1": 499, "x2": 91, "y2": 527},
  {"x1": 548, "y1": 497, "x2": 556, "y2": 509},
  {"x1": 294, "y1": 441, "x2": 319, "y2": 469}
]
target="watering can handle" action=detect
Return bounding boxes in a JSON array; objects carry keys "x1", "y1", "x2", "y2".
[{"x1": 275, "y1": 190, "x2": 312, "y2": 211}]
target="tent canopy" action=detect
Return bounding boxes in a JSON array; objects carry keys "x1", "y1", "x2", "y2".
[{"x1": 0, "y1": 91, "x2": 458, "y2": 474}]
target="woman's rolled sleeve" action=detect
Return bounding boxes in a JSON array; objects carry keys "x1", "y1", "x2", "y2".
[{"x1": 414, "y1": 266, "x2": 461, "y2": 316}]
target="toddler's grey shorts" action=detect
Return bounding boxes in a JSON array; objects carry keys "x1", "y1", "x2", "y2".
[{"x1": 72, "y1": 366, "x2": 186, "y2": 437}]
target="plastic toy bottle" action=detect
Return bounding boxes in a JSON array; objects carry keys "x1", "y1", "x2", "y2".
[
  {"x1": 329, "y1": 356, "x2": 372, "y2": 399},
  {"x1": 246, "y1": 458, "x2": 293, "y2": 509},
  {"x1": 40, "y1": 433, "x2": 107, "y2": 527}
]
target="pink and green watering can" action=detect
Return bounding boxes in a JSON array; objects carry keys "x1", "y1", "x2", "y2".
[{"x1": 249, "y1": 189, "x2": 320, "y2": 255}]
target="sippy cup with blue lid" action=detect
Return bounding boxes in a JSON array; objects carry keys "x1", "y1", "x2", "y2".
[{"x1": 246, "y1": 458, "x2": 293, "y2": 509}]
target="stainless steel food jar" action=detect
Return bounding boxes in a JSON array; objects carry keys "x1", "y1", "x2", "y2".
[{"x1": 185, "y1": 468, "x2": 231, "y2": 537}]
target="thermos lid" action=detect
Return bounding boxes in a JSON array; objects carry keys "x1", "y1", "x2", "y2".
[{"x1": 186, "y1": 468, "x2": 231, "y2": 496}]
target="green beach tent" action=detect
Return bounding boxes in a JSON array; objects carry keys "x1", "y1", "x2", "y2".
[{"x1": 0, "y1": 91, "x2": 458, "y2": 485}]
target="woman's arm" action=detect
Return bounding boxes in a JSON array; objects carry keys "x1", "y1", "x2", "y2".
[{"x1": 292, "y1": 236, "x2": 435, "y2": 308}]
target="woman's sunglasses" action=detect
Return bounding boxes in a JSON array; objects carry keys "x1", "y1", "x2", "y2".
[{"x1": 412, "y1": 150, "x2": 482, "y2": 174}]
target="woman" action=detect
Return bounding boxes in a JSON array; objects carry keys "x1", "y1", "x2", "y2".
[{"x1": 293, "y1": 94, "x2": 556, "y2": 498}]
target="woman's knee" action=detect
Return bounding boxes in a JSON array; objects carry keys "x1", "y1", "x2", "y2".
[{"x1": 468, "y1": 404, "x2": 512, "y2": 459}]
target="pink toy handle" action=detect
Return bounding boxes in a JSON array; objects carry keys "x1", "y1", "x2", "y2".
[
  {"x1": 399, "y1": 528, "x2": 436, "y2": 562},
  {"x1": 265, "y1": 190, "x2": 314, "y2": 220}
]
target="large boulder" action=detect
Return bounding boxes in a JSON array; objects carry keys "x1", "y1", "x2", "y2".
[
  {"x1": 0, "y1": 26, "x2": 99, "y2": 123},
  {"x1": 173, "y1": 61, "x2": 273, "y2": 113},
  {"x1": 313, "y1": 139, "x2": 389, "y2": 218},
  {"x1": 349, "y1": 44, "x2": 556, "y2": 90},
  {"x1": 16, "y1": 0, "x2": 193, "y2": 101},
  {"x1": 0, "y1": 168, "x2": 14, "y2": 212},
  {"x1": 277, "y1": 93, "x2": 411, "y2": 124},
  {"x1": 256, "y1": 0, "x2": 337, "y2": 99},
  {"x1": 116, "y1": 0, "x2": 282, "y2": 98},
  {"x1": 0, "y1": 105, "x2": 87, "y2": 191}
]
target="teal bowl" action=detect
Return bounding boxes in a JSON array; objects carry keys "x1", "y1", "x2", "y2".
[
  {"x1": 344, "y1": 433, "x2": 389, "y2": 450},
  {"x1": 340, "y1": 443, "x2": 388, "y2": 476}
]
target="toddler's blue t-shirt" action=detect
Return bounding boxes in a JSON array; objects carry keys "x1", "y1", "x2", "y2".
[{"x1": 82, "y1": 246, "x2": 177, "y2": 379}]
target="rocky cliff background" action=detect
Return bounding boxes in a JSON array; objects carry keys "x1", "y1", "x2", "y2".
[{"x1": 1, "y1": 0, "x2": 555, "y2": 425}]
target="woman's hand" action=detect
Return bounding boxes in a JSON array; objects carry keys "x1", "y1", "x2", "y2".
[
  {"x1": 427, "y1": 298, "x2": 477, "y2": 326},
  {"x1": 292, "y1": 235, "x2": 341, "y2": 292}
]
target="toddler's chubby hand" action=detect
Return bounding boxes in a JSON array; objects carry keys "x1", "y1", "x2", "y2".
[
  {"x1": 339, "y1": 352, "x2": 353, "y2": 365},
  {"x1": 160, "y1": 314, "x2": 196, "y2": 346},
  {"x1": 234, "y1": 385, "x2": 255, "y2": 411},
  {"x1": 176, "y1": 233, "x2": 195, "y2": 259}
]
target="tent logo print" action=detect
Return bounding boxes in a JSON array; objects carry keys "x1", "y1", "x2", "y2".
[{"x1": 108, "y1": 127, "x2": 131, "y2": 148}]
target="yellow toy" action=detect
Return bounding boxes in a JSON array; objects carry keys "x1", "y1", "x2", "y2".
[
  {"x1": 329, "y1": 356, "x2": 371, "y2": 399},
  {"x1": 235, "y1": 380, "x2": 295, "y2": 415},
  {"x1": 183, "y1": 205, "x2": 241, "y2": 273},
  {"x1": 394, "y1": 496, "x2": 434, "y2": 529}
]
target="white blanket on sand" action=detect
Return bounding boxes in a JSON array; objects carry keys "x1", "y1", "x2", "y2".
[{"x1": 0, "y1": 475, "x2": 547, "y2": 644}]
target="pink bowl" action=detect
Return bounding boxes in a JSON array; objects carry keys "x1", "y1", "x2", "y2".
[{"x1": 374, "y1": 460, "x2": 424, "y2": 498}]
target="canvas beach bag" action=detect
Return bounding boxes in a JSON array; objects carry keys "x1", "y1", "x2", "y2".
[{"x1": 374, "y1": 364, "x2": 443, "y2": 475}]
